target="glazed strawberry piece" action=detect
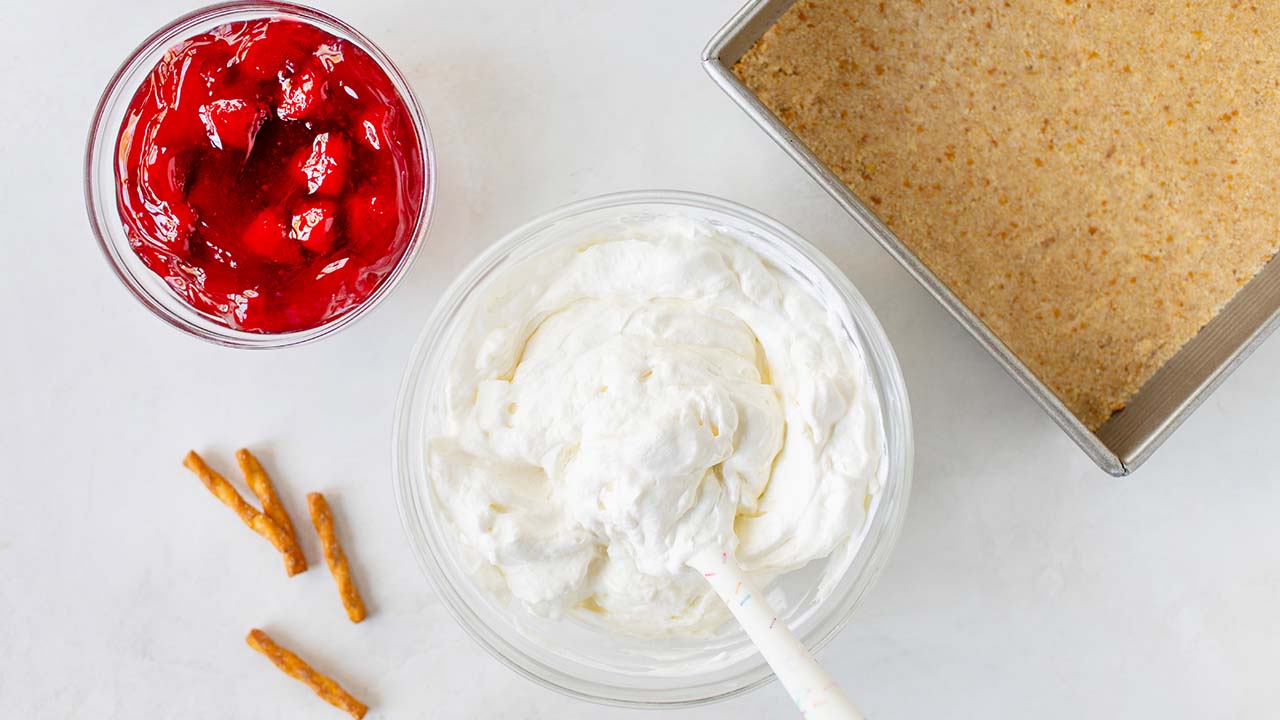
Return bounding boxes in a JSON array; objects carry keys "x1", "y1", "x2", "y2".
[
  {"x1": 297, "y1": 132, "x2": 350, "y2": 195},
  {"x1": 276, "y1": 66, "x2": 330, "y2": 120},
  {"x1": 115, "y1": 17, "x2": 426, "y2": 333},
  {"x1": 345, "y1": 192, "x2": 399, "y2": 255},
  {"x1": 313, "y1": 41, "x2": 346, "y2": 72},
  {"x1": 198, "y1": 98, "x2": 270, "y2": 157},
  {"x1": 243, "y1": 208, "x2": 302, "y2": 264},
  {"x1": 232, "y1": 20, "x2": 327, "y2": 77},
  {"x1": 290, "y1": 200, "x2": 340, "y2": 254}
]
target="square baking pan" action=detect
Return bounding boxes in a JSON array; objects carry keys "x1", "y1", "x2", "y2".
[{"x1": 702, "y1": 0, "x2": 1280, "y2": 475}]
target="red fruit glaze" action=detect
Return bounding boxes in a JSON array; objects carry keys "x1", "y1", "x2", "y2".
[{"x1": 116, "y1": 17, "x2": 425, "y2": 333}]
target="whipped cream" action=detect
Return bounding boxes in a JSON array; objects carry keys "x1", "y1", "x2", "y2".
[{"x1": 428, "y1": 216, "x2": 885, "y2": 636}]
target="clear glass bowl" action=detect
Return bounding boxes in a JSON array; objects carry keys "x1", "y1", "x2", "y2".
[
  {"x1": 393, "y1": 190, "x2": 912, "y2": 707},
  {"x1": 84, "y1": 1, "x2": 436, "y2": 348}
]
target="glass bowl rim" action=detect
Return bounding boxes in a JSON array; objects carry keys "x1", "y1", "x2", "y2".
[
  {"x1": 392, "y1": 189, "x2": 914, "y2": 708},
  {"x1": 83, "y1": 0, "x2": 437, "y2": 349}
]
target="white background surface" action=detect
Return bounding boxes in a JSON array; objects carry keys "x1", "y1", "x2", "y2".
[{"x1": 2, "y1": 1, "x2": 1278, "y2": 718}]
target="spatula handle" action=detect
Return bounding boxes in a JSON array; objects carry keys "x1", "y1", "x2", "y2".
[{"x1": 690, "y1": 548, "x2": 864, "y2": 720}]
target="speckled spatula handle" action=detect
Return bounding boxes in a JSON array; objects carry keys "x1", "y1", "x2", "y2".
[{"x1": 689, "y1": 548, "x2": 864, "y2": 720}]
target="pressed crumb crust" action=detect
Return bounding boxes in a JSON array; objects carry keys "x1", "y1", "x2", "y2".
[{"x1": 735, "y1": 0, "x2": 1280, "y2": 429}]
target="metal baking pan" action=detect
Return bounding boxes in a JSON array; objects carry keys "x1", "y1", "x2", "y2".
[{"x1": 702, "y1": 0, "x2": 1280, "y2": 475}]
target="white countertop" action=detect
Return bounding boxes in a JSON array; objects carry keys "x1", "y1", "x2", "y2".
[{"x1": 3, "y1": 1, "x2": 1278, "y2": 718}]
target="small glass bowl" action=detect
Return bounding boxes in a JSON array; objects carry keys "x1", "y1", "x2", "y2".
[
  {"x1": 393, "y1": 190, "x2": 913, "y2": 707},
  {"x1": 84, "y1": 1, "x2": 436, "y2": 348}
]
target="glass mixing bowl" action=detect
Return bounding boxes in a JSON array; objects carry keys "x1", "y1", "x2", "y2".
[
  {"x1": 84, "y1": 1, "x2": 435, "y2": 348},
  {"x1": 393, "y1": 190, "x2": 912, "y2": 707}
]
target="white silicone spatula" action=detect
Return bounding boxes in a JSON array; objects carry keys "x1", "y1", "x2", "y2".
[{"x1": 688, "y1": 547, "x2": 864, "y2": 719}]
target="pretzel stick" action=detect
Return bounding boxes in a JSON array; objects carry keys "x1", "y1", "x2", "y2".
[
  {"x1": 246, "y1": 629, "x2": 367, "y2": 719},
  {"x1": 308, "y1": 493, "x2": 367, "y2": 623},
  {"x1": 236, "y1": 449, "x2": 307, "y2": 576},
  {"x1": 182, "y1": 451, "x2": 303, "y2": 575}
]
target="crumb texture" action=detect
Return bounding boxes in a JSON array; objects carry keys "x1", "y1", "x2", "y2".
[{"x1": 736, "y1": 0, "x2": 1280, "y2": 428}]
